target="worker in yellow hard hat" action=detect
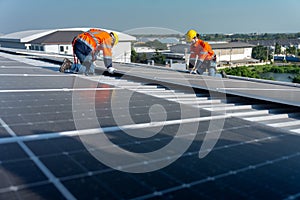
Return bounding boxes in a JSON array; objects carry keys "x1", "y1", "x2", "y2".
[
  {"x1": 59, "y1": 29, "x2": 119, "y2": 75},
  {"x1": 186, "y1": 29, "x2": 216, "y2": 76}
]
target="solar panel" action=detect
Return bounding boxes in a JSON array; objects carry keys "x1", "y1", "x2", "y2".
[{"x1": 1, "y1": 51, "x2": 300, "y2": 199}]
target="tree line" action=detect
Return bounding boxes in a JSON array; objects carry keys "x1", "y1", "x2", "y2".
[
  {"x1": 131, "y1": 48, "x2": 166, "y2": 65},
  {"x1": 202, "y1": 33, "x2": 300, "y2": 42},
  {"x1": 252, "y1": 44, "x2": 299, "y2": 61},
  {"x1": 221, "y1": 65, "x2": 300, "y2": 83}
]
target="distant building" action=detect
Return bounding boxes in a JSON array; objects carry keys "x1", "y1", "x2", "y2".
[
  {"x1": 134, "y1": 46, "x2": 156, "y2": 53},
  {"x1": 248, "y1": 39, "x2": 300, "y2": 50},
  {"x1": 157, "y1": 37, "x2": 180, "y2": 47},
  {"x1": 136, "y1": 37, "x2": 154, "y2": 44},
  {"x1": 212, "y1": 42, "x2": 256, "y2": 64},
  {"x1": 135, "y1": 37, "x2": 181, "y2": 49},
  {"x1": 0, "y1": 28, "x2": 136, "y2": 63}
]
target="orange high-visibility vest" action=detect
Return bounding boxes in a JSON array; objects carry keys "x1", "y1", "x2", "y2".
[
  {"x1": 190, "y1": 39, "x2": 214, "y2": 63},
  {"x1": 76, "y1": 29, "x2": 113, "y2": 65}
]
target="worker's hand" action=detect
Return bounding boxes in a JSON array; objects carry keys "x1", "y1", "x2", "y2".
[
  {"x1": 91, "y1": 50, "x2": 98, "y2": 61},
  {"x1": 213, "y1": 55, "x2": 217, "y2": 61},
  {"x1": 93, "y1": 55, "x2": 97, "y2": 61},
  {"x1": 95, "y1": 45, "x2": 101, "y2": 52}
]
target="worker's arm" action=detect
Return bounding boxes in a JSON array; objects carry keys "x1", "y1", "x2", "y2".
[
  {"x1": 102, "y1": 46, "x2": 113, "y2": 68},
  {"x1": 189, "y1": 47, "x2": 198, "y2": 70}
]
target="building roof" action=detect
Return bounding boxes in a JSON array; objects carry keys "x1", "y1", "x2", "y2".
[
  {"x1": 158, "y1": 37, "x2": 180, "y2": 44},
  {"x1": 0, "y1": 29, "x2": 56, "y2": 42},
  {"x1": 248, "y1": 39, "x2": 300, "y2": 46},
  {"x1": 0, "y1": 28, "x2": 136, "y2": 44},
  {"x1": 211, "y1": 42, "x2": 255, "y2": 49},
  {"x1": 137, "y1": 37, "x2": 152, "y2": 43},
  {"x1": 29, "y1": 31, "x2": 83, "y2": 44}
]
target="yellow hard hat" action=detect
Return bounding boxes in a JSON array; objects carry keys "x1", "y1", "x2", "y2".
[
  {"x1": 186, "y1": 29, "x2": 197, "y2": 42},
  {"x1": 110, "y1": 32, "x2": 119, "y2": 46}
]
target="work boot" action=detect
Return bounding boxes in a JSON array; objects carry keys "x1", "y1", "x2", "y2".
[
  {"x1": 190, "y1": 70, "x2": 197, "y2": 74},
  {"x1": 108, "y1": 67, "x2": 116, "y2": 74},
  {"x1": 59, "y1": 58, "x2": 72, "y2": 72}
]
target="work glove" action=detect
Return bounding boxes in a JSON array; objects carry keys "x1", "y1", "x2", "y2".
[{"x1": 188, "y1": 63, "x2": 194, "y2": 69}]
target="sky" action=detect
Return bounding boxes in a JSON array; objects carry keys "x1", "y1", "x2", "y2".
[{"x1": 0, "y1": 0, "x2": 299, "y2": 35}]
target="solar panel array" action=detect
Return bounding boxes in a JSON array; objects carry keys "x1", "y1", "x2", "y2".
[{"x1": 1, "y1": 52, "x2": 300, "y2": 199}]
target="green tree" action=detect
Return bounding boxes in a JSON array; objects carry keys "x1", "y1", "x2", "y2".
[
  {"x1": 145, "y1": 40, "x2": 167, "y2": 50},
  {"x1": 151, "y1": 50, "x2": 166, "y2": 65},
  {"x1": 130, "y1": 48, "x2": 148, "y2": 64},
  {"x1": 286, "y1": 46, "x2": 297, "y2": 55},
  {"x1": 139, "y1": 53, "x2": 147, "y2": 64},
  {"x1": 271, "y1": 66, "x2": 284, "y2": 73},
  {"x1": 293, "y1": 75, "x2": 300, "y2": 83},
  {"x1": 131, "y1": 48, "x2": 138, "y2": 63},
  {"x1": 221, "y1": 64, "x2": 300, "y2": 81},
  {"x1": 275, "y1": 43, "x2": 281, "y2": 54},
  {"x1": 252, "y1": 45, "x2": 268, "y2": 61}
]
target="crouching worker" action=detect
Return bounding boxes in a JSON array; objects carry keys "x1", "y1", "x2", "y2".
[
  {"x1": 59, "y1": 28, "x2": 119, "y2": 75},
  {"x1": 186, "y1": 29, "x2": 216, "y2": 76}
]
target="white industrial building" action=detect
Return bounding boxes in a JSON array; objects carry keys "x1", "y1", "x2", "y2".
[
  {"x1": 212, "y1": 42, "x2": 256, "y2": 64},
  {"x1": 0, "y1": 28, "x2": 136, "y2": 63}
]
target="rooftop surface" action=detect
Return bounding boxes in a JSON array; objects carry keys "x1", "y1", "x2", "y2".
[
  {"x1": 0, "y1": 28, "x2": 136, "y2": 43},
  {"x1": 1, "y1": 51, "x2": 300, "y2": 199}
]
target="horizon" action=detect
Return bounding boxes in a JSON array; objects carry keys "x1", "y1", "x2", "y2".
[{"x1": 0, "y1": 27, "x2": 299, "y2": 36}]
